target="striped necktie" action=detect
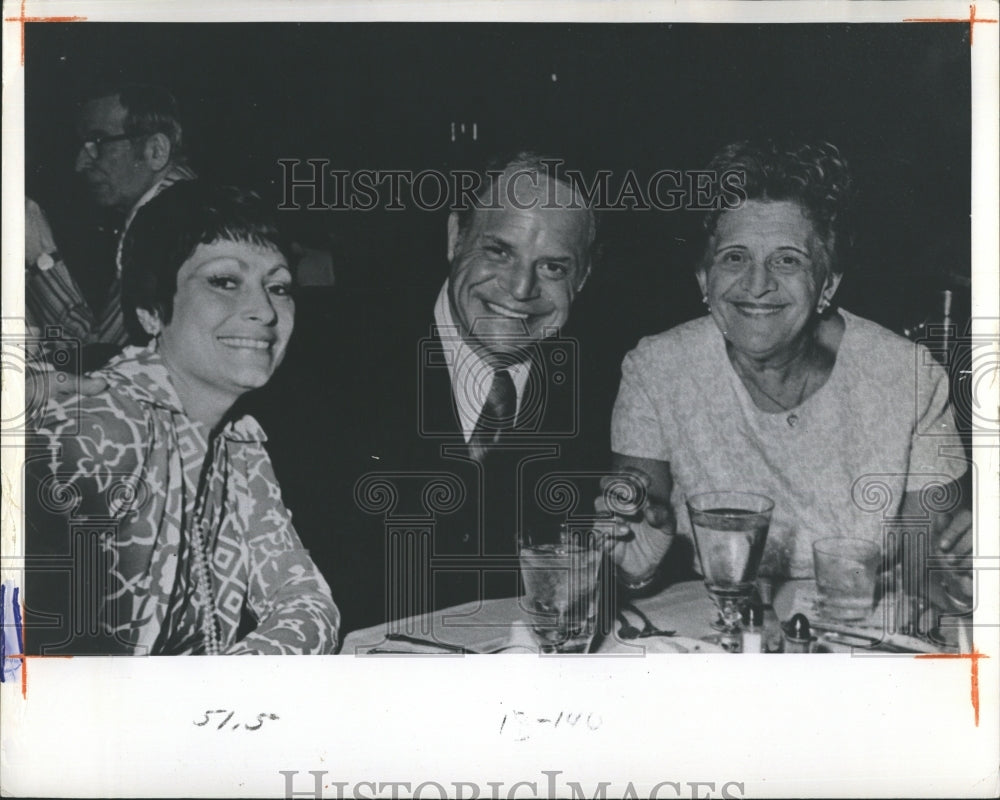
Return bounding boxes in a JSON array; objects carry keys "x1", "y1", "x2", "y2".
[{"x1": 469, "y1": 368, "x2": 517, "y2": 460}]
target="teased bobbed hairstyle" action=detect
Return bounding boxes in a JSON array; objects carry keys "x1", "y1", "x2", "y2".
[{"x1": 121, "y1": 180, "x2": 291, "y2": 341}]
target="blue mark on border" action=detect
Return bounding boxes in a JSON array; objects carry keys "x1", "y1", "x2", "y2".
[{"x1": 1, "y1": 582, "x2": 24, "y2": 683}]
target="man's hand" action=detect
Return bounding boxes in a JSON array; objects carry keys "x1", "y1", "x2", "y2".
[{"x1": 26, "y1": 363, "x2": 108, "y2": 419}]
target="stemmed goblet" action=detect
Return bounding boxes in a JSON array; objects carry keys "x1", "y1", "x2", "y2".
[{"x1": 686, "y1": 492, "x2": 774, "y2": 648}]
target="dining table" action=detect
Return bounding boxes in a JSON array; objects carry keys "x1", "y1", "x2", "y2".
[{"x1": 341, "y1": 578, "x2": 959, "y2": 655}]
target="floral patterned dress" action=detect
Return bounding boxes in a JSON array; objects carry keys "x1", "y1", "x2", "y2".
[{"x1": 31, "y1": 345, "x2": 340, "y2": 655}]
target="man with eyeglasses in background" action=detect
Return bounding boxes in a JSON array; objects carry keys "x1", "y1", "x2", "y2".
[{"x1": 26, "y1": 84, "x2": 196, "y2": 371}]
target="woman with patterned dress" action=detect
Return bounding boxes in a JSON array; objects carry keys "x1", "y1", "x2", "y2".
[{"x1": 29, "y1": 181, "x2": 339, "y2": 655}]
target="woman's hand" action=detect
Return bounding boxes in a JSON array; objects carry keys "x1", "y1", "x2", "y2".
[
  {"x1": 937, "y1": 507, "x2": 972, "y2": 559},
  {"x1": 596, "y1": 468, "x2": 673, "y2": 534},
  {"x1": 934, "y1": 507, "x2": 973, "y2": 608},
  {"x1": 900, "y1": 487, "x2": 973, "y2": 613},
  {"x1": 594, "y1": 455, "x2": 676, "y2": 589}
]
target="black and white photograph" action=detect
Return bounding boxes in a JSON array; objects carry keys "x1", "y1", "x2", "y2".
[{"x1": 2, "y1": 2, "x2": 997, "y2": 797}]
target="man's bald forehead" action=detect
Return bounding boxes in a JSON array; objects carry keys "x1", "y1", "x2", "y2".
[
  {"x1": 497, "y1": 168, "x2": 581, "y2": 206},
  {"x1": 466, "y1": 169, "x2": 595, "y2": 249}
]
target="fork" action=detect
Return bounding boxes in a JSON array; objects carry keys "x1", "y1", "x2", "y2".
[
  {"x1": 384, "y1": 632, "x2": 467, "y2": 652},
  {"x1": 367, "y1": 633, "x2": 527, "y2": 654},
  {"x1": 366, "y1": 643, "x2": 527, "y2": 655}
]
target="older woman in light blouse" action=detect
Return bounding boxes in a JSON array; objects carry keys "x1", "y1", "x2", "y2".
[
  {"x1": 601, "y1": 140, "x2": 971, "y2": 613},
  {"x1": 29, "y1": 181, "x2": 339, "y2": 654}
]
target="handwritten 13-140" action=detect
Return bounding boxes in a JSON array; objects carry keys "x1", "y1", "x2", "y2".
[{"x1": 500, "y1": 710, "x2": 602, "y2": 741}]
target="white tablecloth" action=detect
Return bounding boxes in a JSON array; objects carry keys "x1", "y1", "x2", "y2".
[{"x1": 340, "y1": 579, "x2": 950, "y2": 655}]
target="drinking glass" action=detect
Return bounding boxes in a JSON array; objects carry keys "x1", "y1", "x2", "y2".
[
  {"x1": 519, "y1": 527, "x2": 603, "y2": 653},
  {"x1": 686, "y1": 492, "x2": 774, "y2": 639},
  {"x1": 812, "y1": 537, "x2": 881, "y2": 622}
]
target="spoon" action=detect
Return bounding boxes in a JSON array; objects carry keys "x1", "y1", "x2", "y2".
[
  {"x1": 625, "y1": 603, "x2": 676, "y2": 637},
  {"x1": 616, "y1": 609, "x2": 676, "y2": 639},
  {"x1": 616, "y1": 613, "x2": 644, "y2": 640}
]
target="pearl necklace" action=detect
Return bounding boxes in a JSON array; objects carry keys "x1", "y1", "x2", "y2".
[
  {"x1": 190, "y1": 438, "x2": 223, "y2": 656},
  {"x1": 189, "y1": 517, "x2": 221, "y2": 655}
]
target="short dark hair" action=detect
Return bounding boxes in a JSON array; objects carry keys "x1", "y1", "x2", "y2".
[
  {"x1": 84, "y1": 84, "x2": 184, "y2": 159},
  {"x1": 453, "y1": 150, "x2": 599, "y2": 273},
  {"x1": 121, "y1": 181, "x2": 291, "y2": 341},
  {"x1": 699, "y1": 140, "x2": 854, "y2": 274}
]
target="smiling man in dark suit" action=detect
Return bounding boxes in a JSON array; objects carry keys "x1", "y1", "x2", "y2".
[
  {"x1": 434, "y1": 152, "x2": 595, "y2": 461},
  {"x1": 358, "y1": 153, "x2": 603, "y2": 627},
  {"x1": 260, "y1": 152, "x2": 609, "y2": 635}
]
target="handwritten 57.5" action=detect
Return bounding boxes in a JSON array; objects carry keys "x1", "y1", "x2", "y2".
[{"x1": 193, "y1": 710, "x2": 280, "y2": 731}]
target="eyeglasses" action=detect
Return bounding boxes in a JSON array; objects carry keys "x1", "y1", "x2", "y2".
[{"x1": 78, "y1": 132, "x2": 140, "y2": 159}]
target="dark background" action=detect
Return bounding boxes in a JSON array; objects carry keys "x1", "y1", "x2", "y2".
[
  {"x1": 25, "y1": 22, "x2": 971, "y2": 341},
  {"x1": 23, "y1": 22, "x2": 973, "y2": 633}
]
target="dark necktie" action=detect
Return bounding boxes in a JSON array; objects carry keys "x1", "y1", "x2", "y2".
[{"x1": 469, "y1": 368, "x2": 517, "y2": 460}]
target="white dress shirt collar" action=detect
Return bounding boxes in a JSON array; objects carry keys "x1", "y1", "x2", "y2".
[{"x1": 433, "y1": 281, "x2": 531, "y2": 443}]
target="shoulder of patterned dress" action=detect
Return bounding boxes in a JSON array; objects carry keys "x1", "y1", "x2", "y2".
[
  {"x1": 92, "y1": 345, "x2": 185, "y2": 414},
  {"x1": 35, "y1": 346, "x2": 179, "y2": 457},
  {"x1": 38, "y1": 374, "x2": 139, "y2": 439},
  {"x1": 223, "y1": 413, "x2": 268, "y2": 444},
  {"x1": 32, "y1": 378, "x2": 152, "y2": 516}
]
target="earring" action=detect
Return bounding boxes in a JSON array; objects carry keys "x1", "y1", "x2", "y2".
[
  {"x1": 136, "y1": 308, "x2": 161, "y2": 337},
  {"x1": 816, "y1": 298, "x2": 830, "y2": 314},
  {"x1": 702, "y1": 295, "x2": 711, "y2": 311}
]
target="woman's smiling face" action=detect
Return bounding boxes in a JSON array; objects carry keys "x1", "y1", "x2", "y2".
[
  {"x1": 155, "y1": 238, "x2": 294, "y2": 409},
  {"x1": 698, "y1": 199, "x2": 841, "y2": 361}
]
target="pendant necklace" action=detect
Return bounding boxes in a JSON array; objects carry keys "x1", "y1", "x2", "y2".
[{"x1": 734, "y1": 360, "x2": 812, "y2": 428}]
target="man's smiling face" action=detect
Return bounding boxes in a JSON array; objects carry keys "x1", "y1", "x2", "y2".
[{"x1": 446, "y1": 173, "x2": 591, "y2": 364}]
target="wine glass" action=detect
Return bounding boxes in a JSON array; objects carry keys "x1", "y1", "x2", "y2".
[{"x1": 686, "y1": 492, "x2": 774, "y2": 646}]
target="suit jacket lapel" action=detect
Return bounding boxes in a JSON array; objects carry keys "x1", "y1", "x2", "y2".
[{"x1": 421, "y1": 331, "x2": 466, "y2": 441}]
